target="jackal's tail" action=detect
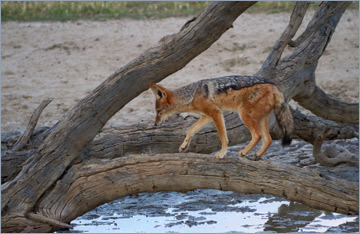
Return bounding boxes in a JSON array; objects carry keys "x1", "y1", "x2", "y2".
[{"x1": 273, "y1": 87, "x2": 293, "y2": 146}]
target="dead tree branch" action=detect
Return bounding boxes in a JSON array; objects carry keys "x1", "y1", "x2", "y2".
[
  {"x1": 261, "y1": 2, "x2": 309, "y2": 70},
  {"x1": 295, "y1": 85, "x2": 358, "y2": 124},
  {"x1": 39, "y1": 153, "x2": 359, "y2": 226},
  {"x1": 11, "y1": 98, "x2": 52, "y2": 152},
  {"x1": 288, "y1": 2, "x2": 340, "y2": 47}
]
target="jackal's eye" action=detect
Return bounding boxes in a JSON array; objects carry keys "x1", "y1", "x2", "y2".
[{"x1": 157, "y1": 110, "x2": 162, "y2": 116}]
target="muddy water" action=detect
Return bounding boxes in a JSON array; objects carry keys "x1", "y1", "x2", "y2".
[{"x1": 59, "y1": 190, "x2": 358, "y2": 233}]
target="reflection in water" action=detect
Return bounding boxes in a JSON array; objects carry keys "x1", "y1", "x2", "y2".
[
  {"x1": 58, "y1": 190, "x2": 359, "y2": 233},
  {"x1": 264, "y1": 202, "x2": 322, "y2": 232}
]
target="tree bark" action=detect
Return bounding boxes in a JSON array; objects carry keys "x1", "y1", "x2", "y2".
[{"x1": 2, "y1": 1, "x2": 358, "y2": 233}]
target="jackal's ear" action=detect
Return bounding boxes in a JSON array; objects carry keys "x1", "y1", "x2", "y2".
[{"x1": 150, "y1": 82, "x2": 168, "y2": 100}]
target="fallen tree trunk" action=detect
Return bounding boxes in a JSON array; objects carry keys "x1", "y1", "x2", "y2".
[
  {"x1": 33, "y1": 154, "x2": 360, "y2": 231},
  {"x1": 3, "y1": 152, "x2": 358, "y2": 233}
]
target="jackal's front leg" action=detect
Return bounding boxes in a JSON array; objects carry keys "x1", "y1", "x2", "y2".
[
  {"x1": 211, "y1": 111, "x2": 228, "y2": 159},
  {"x1": 179, "y1": 116, "x2": 211, "y2": 153}
]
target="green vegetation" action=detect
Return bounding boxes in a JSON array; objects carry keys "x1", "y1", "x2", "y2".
[
  {"x1": 248, "y1": 1, "x2": 359, "y2": 13},
  {"x1": 2, "y1": 1, "x2": 358, "y2": 22},
  {"x1": 1, "y1": 1, "x2": 209, "y2": 21}
]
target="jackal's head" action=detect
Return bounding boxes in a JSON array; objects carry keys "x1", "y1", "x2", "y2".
[{"x1": 150, "y1": 82, "x2": 175, "y2": 126}]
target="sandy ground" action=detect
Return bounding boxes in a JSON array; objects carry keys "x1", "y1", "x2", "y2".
[{"x1": 1, "y1": 10, "x2": 358, "y2": 132}]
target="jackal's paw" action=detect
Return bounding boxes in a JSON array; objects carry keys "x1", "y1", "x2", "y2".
[
  {"x1": 215, "y1": 151, "x2": 227, "y2": 159},
  {"x1": 246, "y1": 154, "x2": 261, "y2": 161},
  {"x1": 179, "y1": 141, "x2": 190, "y2": 153},
  {"x1": 238, "y1": 150, "x2": 247, "y2": 157}
]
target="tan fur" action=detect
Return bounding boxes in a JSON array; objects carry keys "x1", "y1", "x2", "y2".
[{"x1": 150, "y1": 80, "x2": 293, "y2": 159}]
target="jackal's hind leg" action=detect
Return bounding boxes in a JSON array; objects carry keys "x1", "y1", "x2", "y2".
[
  {"x1": 255, "y1": 114, "x2": 272, "y2": 157},
  {"x1": 238, "y1": 110, "x2": 262, "y2": 157},
  {"x1": 179, "y1": 116, "x2": 211, "y2": 152}
]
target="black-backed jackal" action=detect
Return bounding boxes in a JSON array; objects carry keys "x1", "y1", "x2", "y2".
[{"x1": 150, "y1": 75, "x2": 293, "y2": 159}]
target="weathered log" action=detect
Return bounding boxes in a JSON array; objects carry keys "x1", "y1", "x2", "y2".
[
  {"x1": 1, "y1": 150, "x2": 38, "y2": 183},
  {"x1": 35, "y1": 153, "x2": 359, "y2": 232},
  {"x1": 4, "y1": 152, "x2": 357, "y2": 233}
]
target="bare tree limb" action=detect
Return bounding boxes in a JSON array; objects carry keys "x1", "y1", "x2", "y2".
[
  {"x1": 2, "y1": 2, "x2": 358, "y2": 233},
  {"x1": 258, "y1": 2, "x2": 309, "y2": 73},
  {"x1": 284, "y1": 1, "x2": 352, "y2": 63},
  {"x1": 294, "y1": 85, "x2": 358, "y2": 124},
  {"x1": 27, "y1": 213, "x2": 73, "y2": 230},
  {"x1": 11, "y1": 98, "x2": 52, "y2": 152},
  {"x1": 288, "y1": 2, "x2": 340, "y2": 47}
]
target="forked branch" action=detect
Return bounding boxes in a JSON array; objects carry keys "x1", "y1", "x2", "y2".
[
  {"x1": 288, "y1": 2, "x2": 340, "y2": 47},
  {"x1": 259, "y1": 2, "x2": 309, "y2": 71}
]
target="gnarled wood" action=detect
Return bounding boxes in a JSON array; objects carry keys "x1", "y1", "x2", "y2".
[
  {"x1": 261, "y1": 2, "x2": 309, "y2": 70},
  {"x1": 313, "y1": 128, "x2": 359, "y2": 168}
]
